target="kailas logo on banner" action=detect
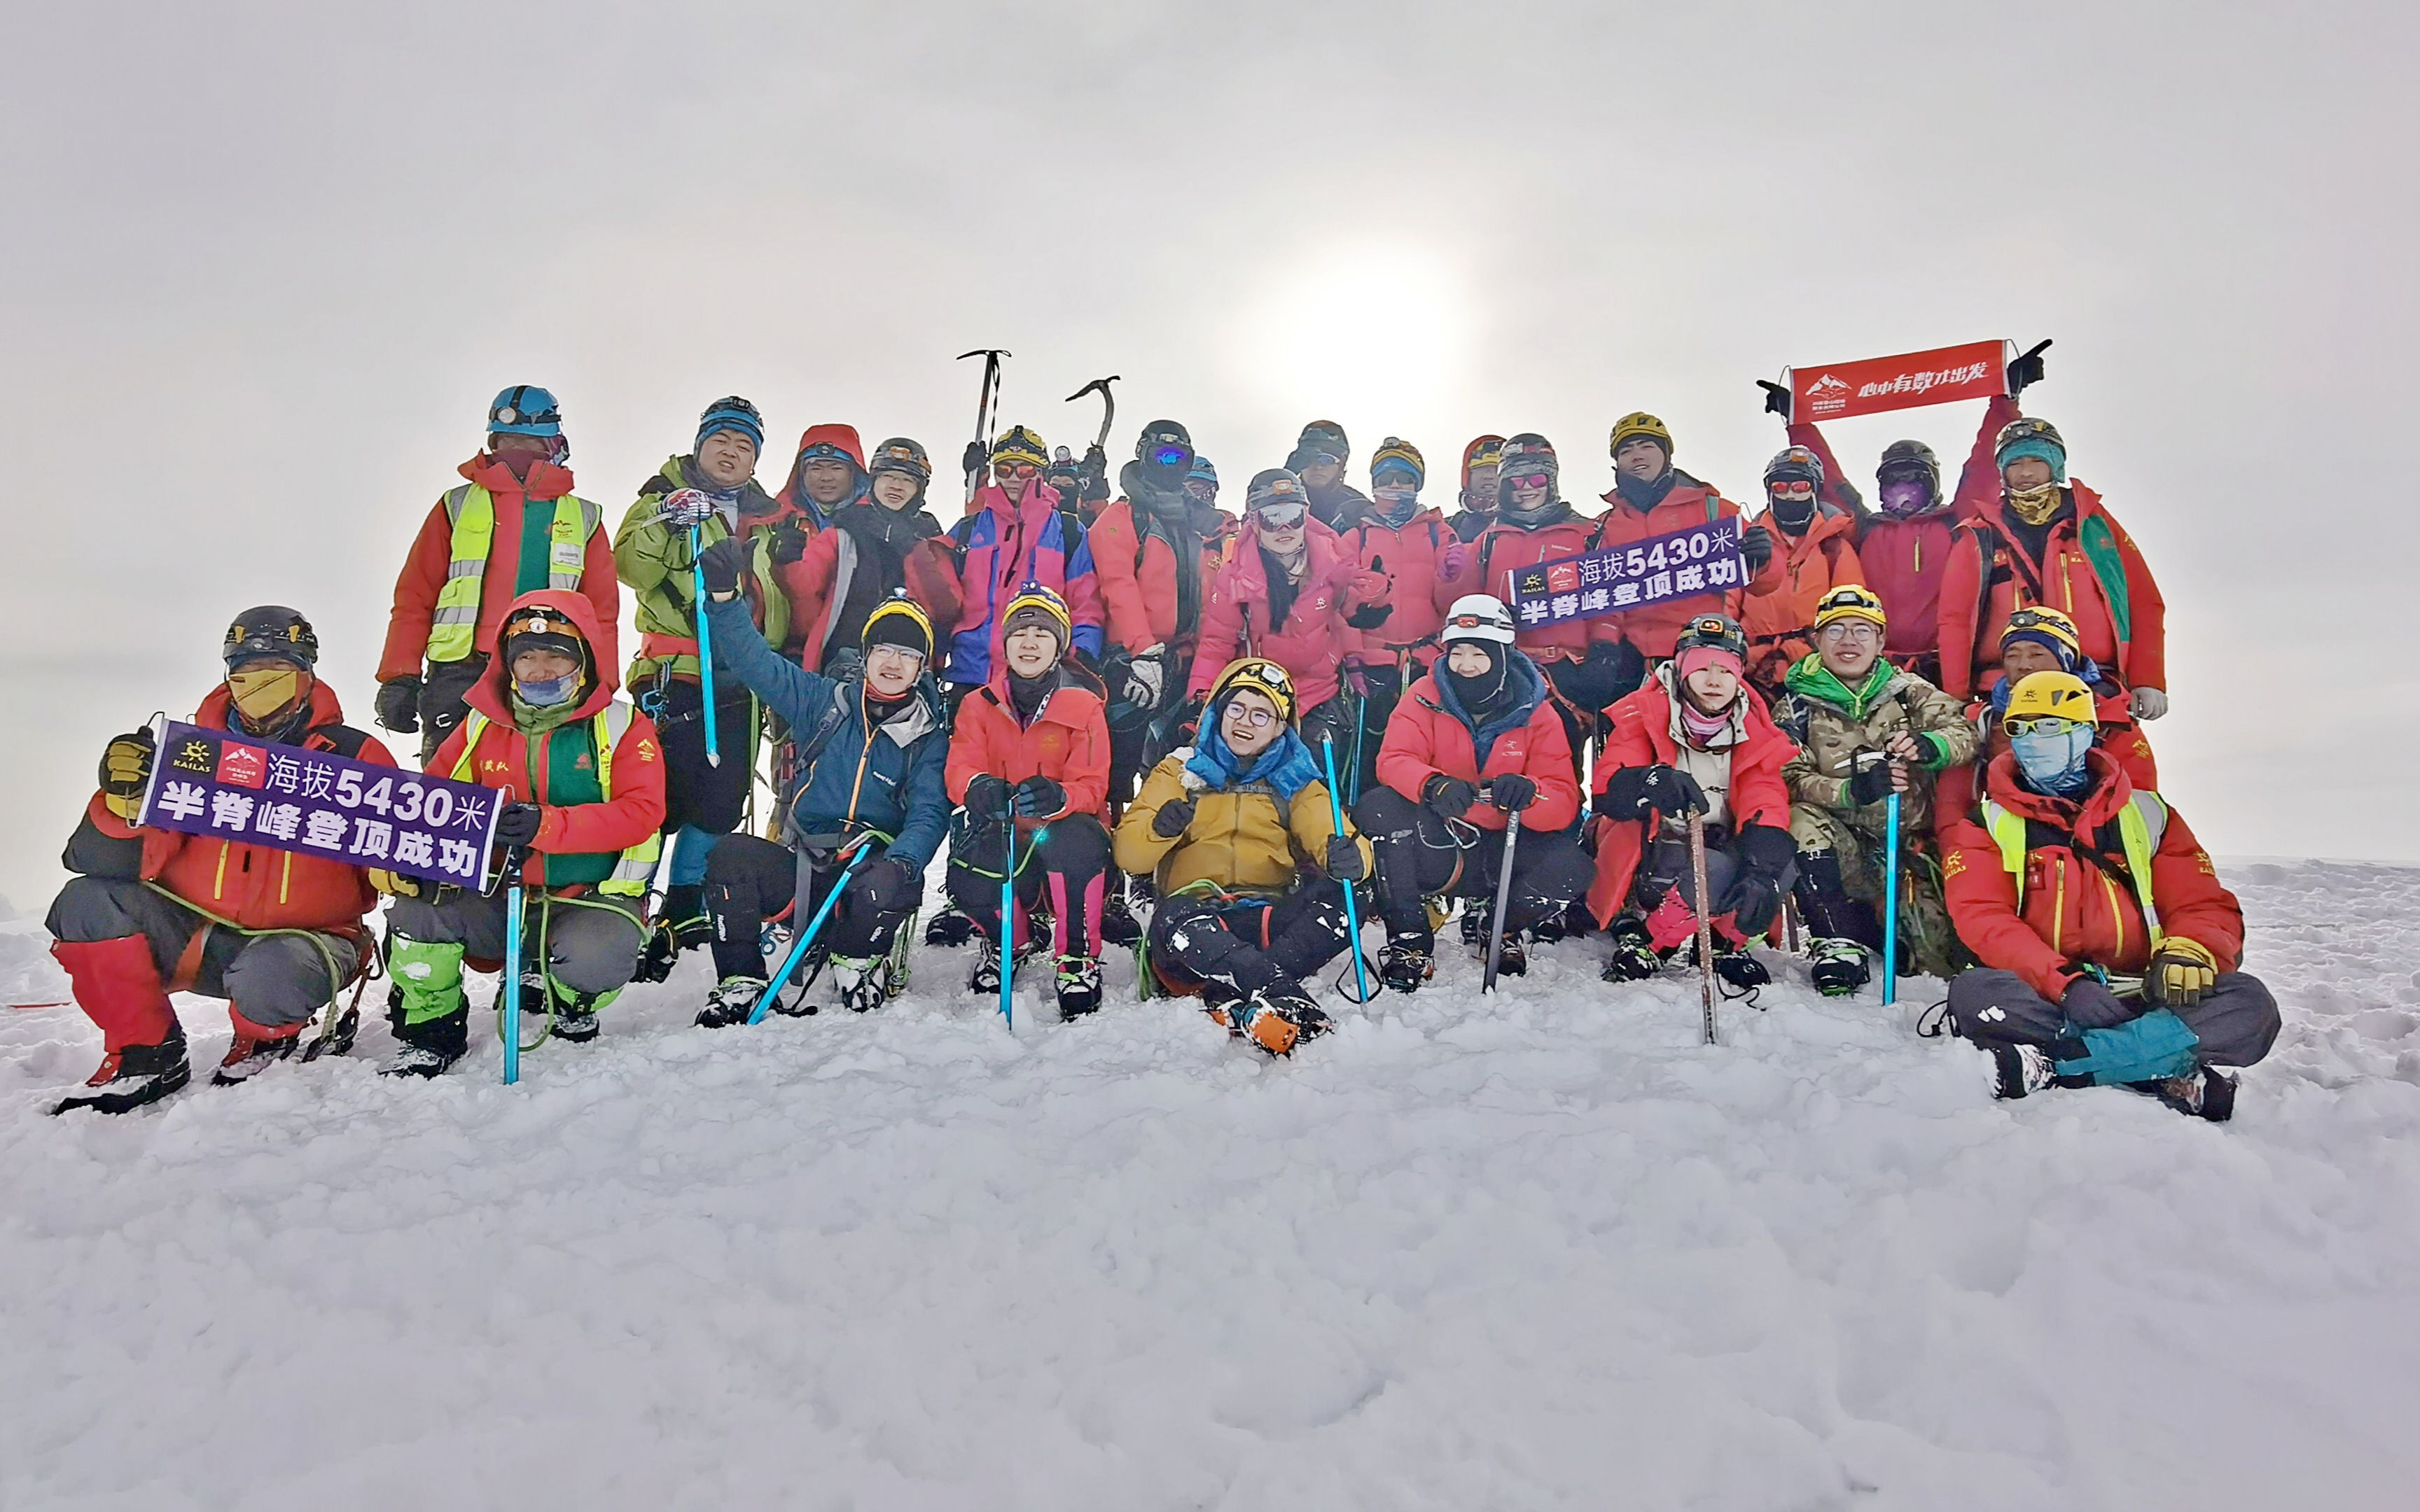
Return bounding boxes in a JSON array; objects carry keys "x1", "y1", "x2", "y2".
[{"x1": 1780, "y1": 340, "x2": 2009, "y2": 422}]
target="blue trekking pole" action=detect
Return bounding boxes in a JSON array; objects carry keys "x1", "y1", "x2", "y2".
[
  {"x1": 499, "y1": 847, "x2": 527, "y2": 1085},
  {"x1": 1882, "y1": 789, "x2": 1903, "y2": 1007},
  {"x1": 688, "y1": 523, "x2": 721, "y2": 769},
  {"x1": 1320, "y1": 734, "x2": 1372, "y2": 1004},
  {"x1": 999, "y1": 787, "x2": 1017, "y2": 1028},
  {"x1": 747, "y1": 846, "x2": 872, "y2": 1025}
]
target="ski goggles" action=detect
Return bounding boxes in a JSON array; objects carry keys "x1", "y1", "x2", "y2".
[
  {"x1": 1767, "y1": 479, "x2": 1816, "y2": 499},
  {"x1": 1442, "y1": 609, "x2": 1511, "y2": 634},
  {"x1": 1145, "y1": 440, "x2": 1190, "y2": 468},
  {"x1": 1252, "y1": 503, "x2": 1308, "y2": 529},
  {"x1": 2003, "y1": 714, "x2": 2091, "y2": 738},
  {"x1": 994, "y1": 460, "x2": 1040, "y2": 480},
  {"x1": 1503, "y1": 470, "x2": 1552, "y2": 491}
]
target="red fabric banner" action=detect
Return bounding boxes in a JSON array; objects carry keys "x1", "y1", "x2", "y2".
[{"x1": 1782, "y1": 340, "x2": 2008, "y2": 421}]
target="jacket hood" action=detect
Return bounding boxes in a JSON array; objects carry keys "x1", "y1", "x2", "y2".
[
  {"x1": 980, "y1": 656, "x2": 1101, "y2": 721},
  {"x1": 977, "y1": 477, "x2": 1071, "y2": 522},
  {"x1": 461, "y1": 452, "x2": 575, "y2": 500},
  {"x1": 1426, "y1": 648, "x2": 1548, "y2": 753},
  {"x1": 194, "y1": 676, "x2": 349, "y2": 736},
  {"x1": 1230, "y1": 514, "x2": 1353, "y2": 592},
  {"x1": 468, "y1": 587, "x2": 621, "y2": 726},
  {"x1": 1781, "y1": 652, "x2": 1900, "y2": 718},
  {"x1": 777, "y1": 423, "x2": 870, "y2": 524},
  {"x1": 1118, "y1": 458, "x2": 1192, "y2": 520},
  {"x1": 1984, "y1": 744, "x2": 2133, "y2": 824}
]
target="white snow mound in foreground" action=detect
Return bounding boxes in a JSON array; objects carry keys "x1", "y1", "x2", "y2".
[{"x1": 4, "y1": 859, "x2": 2419, "y2": 1510}]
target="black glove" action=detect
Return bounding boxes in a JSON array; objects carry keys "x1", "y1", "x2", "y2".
[
  {"x1": 2060, "y1": 974, "x2": 2135, "y2": 1029},
  {"x1": 1846, "y1": 756, "x2": 1899, "y2": 808},
  {"x1": 494, "y1": 802, "x2": 543, "y2": 848},
  {"x1": 1487, "y1": 774, "x2": 1539, "y2": 812},
  {"x1": 851, "y1": 855, "x2": 922, "y2": 914},
  {"x1": 1739, "y1": 522, "x2": 1775, "y2": 573},
  {"x1": 964, "y1": 774, "x2": 1011, "y2": 821},
  {"x1": 1174, "y1": 694, "x2": 1207, "y2": 737},
  {"x1": 1557, "y1": 638, "x2": 1646, "y2": 710},
  {"x1": 1012, "y1": 775, "x2": 1066, "y2": 818},
  {"x1": 1719, "y1": 868, "x2": 1783, "y2": 936},
  {"x1": 698, "y1": 536, "x2": 749, "y2": 599},
  {"x1": 1324, "y1": 832, "x2": 1368, "y2": 882},
  {"x1": 961, "y1": 440, "x2": 989, "y2": 481},
  {"x1": 375, "y1": 675, "x2": 422, "y2": 735},
  {"x1": 1080, "y1": 444, "x2": 1109, "y2": 493},
  {"x1": 1756, "y1": 379, "x2": 1793, "y2": 419},
  {"x1": 2008, "y1": 339, "x2": 2052, "y2": 396},
  {"x1": 1601, "y1": 764, "x2": 1707, "y2": 820},
  {"x1": 771, "y1": 521, "x2": 809, "y2": 566},
  {"x1": 1151, "y1": 796, "x2": 1197, "y2": 839},
  {"x1": 1422, "y1": 773, "x2": 1479, "y2": 820},
  {"x1": 99, "y1": 727, "x2": 156, "y2": 813}
]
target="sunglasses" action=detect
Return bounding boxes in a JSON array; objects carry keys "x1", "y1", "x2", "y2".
[
  {"x1": 1768, "y1": 480, "x2": 1816, "y2": 499},
  {"x1": 1504, "y1": 470, "x2": 1552, "y2": 490},
  {"x1": 1254, "y1": 504, "x2": 1307, "y2": 528},
  {"x1": 2004, "y1": 715, "x2": 2088, "y2": 738},
  {"x1": 994, "y1": 461, "x2": 1040, "y2": 479},
  {"x1": 1223, "y1": 702, "x2": 1279, "y2": 729}
]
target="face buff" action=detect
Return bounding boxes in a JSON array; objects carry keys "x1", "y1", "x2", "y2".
[
  {"x1": 2006, "y1": 482, "x2": 2063, "y2": 526},
  {"x1": 517, "y1": 670, "x2": 580, "y2": 707},
  {"x1": 2010, "y1": 722, "x2": 2094, "y2": 795},
  {"x1": 226, "y1": 666, "x2": 300, "y2": 722}
]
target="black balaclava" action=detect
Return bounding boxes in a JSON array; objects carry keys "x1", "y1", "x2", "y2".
[{"x1": 1442, "y1": 640, "x2": 1512, "y2": 725}]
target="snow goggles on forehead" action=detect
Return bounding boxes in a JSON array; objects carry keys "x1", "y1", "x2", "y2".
[
  {"x1": 2004, "y1": 715, "x2": 2089, "y2": 738},
  {"x1": 1253, "y1": 503, "x2": 1307, "y2": 528},
  {"x1": 1442, "y1": 610, "x2": 1508, "y2": 633}
]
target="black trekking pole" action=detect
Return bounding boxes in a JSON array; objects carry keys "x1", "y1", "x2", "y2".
[
  {"x1": 1482, "y1": 808, "x2": 1522, "y2": 993},
  {"x1": 958, "y1": 348, "x2": 1009, "y2": 507}
]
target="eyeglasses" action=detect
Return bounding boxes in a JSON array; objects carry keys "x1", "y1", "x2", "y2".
[
  {"x1": 1223, "y1": 702, "x2": 1279, "y2": 729},
  {"x1": 2004, "y1": 715, "x2": 2088, "y2": 738},
  {"x1": 994, "y1": 461, "x2": 1040, "y2": 479},
  {"x1": 1254, "y1": 504, "x2": 1307, "y2": 529},
  {"x1": 1818, "y1": 622, "x2": 1880, "y2": 645},
  {"x1": 1768, "y1": 480, "x2": 1816, "y2": 500}
]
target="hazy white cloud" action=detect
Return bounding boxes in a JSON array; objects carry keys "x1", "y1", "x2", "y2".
[{"x1": 2, "y1": 0, "x2": 2414, "y2": 909}]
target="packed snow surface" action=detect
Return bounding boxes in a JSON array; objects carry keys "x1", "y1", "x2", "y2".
[{"x1": 5, "y1": 859, "x2": 2419, "y2": 1509}]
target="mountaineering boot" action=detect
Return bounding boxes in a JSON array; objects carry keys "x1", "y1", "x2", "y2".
[
  {"x1": 1459, "y1": 908, "x2": 1489, "y2": 954},
  {"x1": 552, "y1": 988, "x2": 604, "y2": 1044},
  {"x1": 968, "y1": 949, "x2": 1003, "y2": 995},
  {"x1": 212, "y1": 1014, "x2": 301, "y2": 1086},
  {"x1": 1809, "y1": 937, "x2": 1871, "y2": 997},
  {"x1": 634, "y1": 883, "x2": 712, "y2": 983},
  {"x1": 697, "y1": 975, "x2": 768, "y2": 1029},
  {"x1": 2138, "y1": 1067, "x2": 2239, "y2": 1123},
  {"x1": 1706, "y1": 937, "x2": 1771, "y2": 992},
  {"x1": 1055, "y1": 955, "x2": 1104, "y2": 1019},
  {"x1": 1379, "y1": 934, "x2": 1435, "y2": 993},
  {"x1": 1990, "y1": 1042, "x2": 2059, "y2": 1100},
  {"x1": 924, "y1": 902, "x2": 978, "y2": 947},
  {"x1": 301, "y1": 1002, "x2": 360, "y2": 1062},
  {"x1": 1099, "y1": 888, "x2": 1142, "y2": 948},
  {"x1": 53, "y1": 1030, "x2": 193, "y2": 1115},
  {"x1": 1601, "y1": 916, "x2": 1662, "y2": 983},
  {"x1": 1239, "y1": 986, "x2": 1333, "y2": 1057},
  {"x1": 380, "y1": 992, "x2": 469, "y2": 1079},
  {"x1": 1490, "y1": 930, "x2": 1529, "y2": 978},
  {"x1": 832, "y1": 955, "x2": 887, "y2": 1014}
]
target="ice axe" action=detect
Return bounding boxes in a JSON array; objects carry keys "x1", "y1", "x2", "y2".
[
  {"x1": 1066, "y1": 374, "x2": 1121, "y2": 454},
  {"x1": 957, "y1": 348, "x2": 1010, "y2": 505}
]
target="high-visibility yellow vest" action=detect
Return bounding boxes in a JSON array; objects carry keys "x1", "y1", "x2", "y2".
[
  {"x1": 1982, "y1": 790, "x2": 2169, "y2": 944},
  {"x1": 426, "y1": 485, "x2": 603, "y2": 663},
  {"x1": 452, "y1": 704, "x2": 660, "y2": 896}
]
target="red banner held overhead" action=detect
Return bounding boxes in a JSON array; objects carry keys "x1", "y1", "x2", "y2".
[{"x1": 1782, "y1": 340, "x2": 2009, "y2": 422}]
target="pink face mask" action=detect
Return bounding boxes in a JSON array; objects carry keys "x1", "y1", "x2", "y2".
[{"x1": 1879, "y1": 479, "x2": 1934, "y2": 517}]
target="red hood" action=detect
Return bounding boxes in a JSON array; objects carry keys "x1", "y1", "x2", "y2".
[
  {"x1": 778, "y1": 424, "x2": 868, "y2": 519},
  {"x1": 468, "y1": 588, "x2": 623, "y2": 725},
  {"x1": 459, "y1": 452, "x2": 576, "y2": 500},
  {"x1": 193, "y1": 677, "x2": 349, "y2": 734}
]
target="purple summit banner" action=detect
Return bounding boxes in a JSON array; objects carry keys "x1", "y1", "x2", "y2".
[
  {"x1": 137, "y1": 720, "x2": 500, "y2": 887},
  {"x1": 1508, "y1": 517, "x2": 1746, "y2": 630}
]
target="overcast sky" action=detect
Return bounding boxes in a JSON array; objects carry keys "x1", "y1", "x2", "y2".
[{"x1": 2, "y1": 0, "x2": 2412, "y2": 913}]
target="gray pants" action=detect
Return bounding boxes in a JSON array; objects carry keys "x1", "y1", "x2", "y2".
[
  {"x1": 48, "y1": 874, "x2": 362, "y2": 1029},
  {"x1": 1947, "y1": 967, "x2": 2281, "y2": 1069},
  {"x1": 387, "y1": 888, "x2": 643, "y2": 999}
]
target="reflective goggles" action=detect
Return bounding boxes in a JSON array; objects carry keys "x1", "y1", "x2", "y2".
[
  {"x1": 2003, "y1": 715, "x2": 2090, "y2": 738},
  {"x1": 994, "y1": 460, "x2": 1041, "y2": 480},
  {"x1": 1442, "y1": 610, "x2": 1509, "y2": 634},
  {"x1": 1146, "y1": 441, "x2": 1189, "y2": 467},
  {"x1": 1767, "y1": 479, "x2": 1817, "y2": 500},
  {"x1": 1253, "y1": 503, "x2": 1308, "y2": 529},
  {"x1": 1503, "y1": 470, "x2": 1552, "y2": 491}
]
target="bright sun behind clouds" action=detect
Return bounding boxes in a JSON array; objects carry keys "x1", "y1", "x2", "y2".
[{"x1": 1231, "y1": 241, "x2": 1472, "y2": 428}]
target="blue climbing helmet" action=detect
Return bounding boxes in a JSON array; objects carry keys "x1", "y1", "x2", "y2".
[{"x1": 487, "y1": 385, "x2": 564, "y2": 439}]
